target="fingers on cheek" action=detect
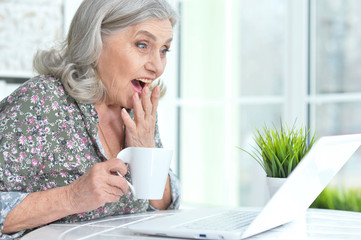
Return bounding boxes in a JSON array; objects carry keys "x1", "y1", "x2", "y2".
[
  {"x1": 133, "y1": 93, "x2": 141, "y2": 107},
  {"x1": 121, "y1": 108, "x2": 129, "y2": 120},
  {"x1": 145, "y1": 88, "x2": 152, "y2": 103},
  {"x1": 152, "y1": 86, "x2": 160, "y2": 100},
  {"x1": 121, "y1": 109, "x2": 136, "y2": 131}
]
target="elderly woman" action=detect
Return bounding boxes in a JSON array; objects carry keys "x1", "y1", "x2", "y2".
[{"x1": 0, "y1": 0, "x2": 180, "y2": 238}]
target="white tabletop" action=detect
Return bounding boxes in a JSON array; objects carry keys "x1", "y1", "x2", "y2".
[{"x1": 21, "y1": 208, "x2": 361, "y2": 240}]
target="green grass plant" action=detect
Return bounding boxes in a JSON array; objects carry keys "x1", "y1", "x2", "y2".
[
  {"x1": 311, "y1": 187, "x2": 361, "y2": 212},
  {"x1": 239, "y1": 123, "x2": 317, "y2": 178}
]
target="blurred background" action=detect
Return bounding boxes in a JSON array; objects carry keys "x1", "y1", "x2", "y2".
[{"x1": 1, "y1": 0, "x2": 360, "y2": 209}]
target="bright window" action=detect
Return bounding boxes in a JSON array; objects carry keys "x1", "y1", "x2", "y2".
[
  {"x1": 169, "y1": 0, "x2": 361, "y2": 208},
  {"x1": 1, "y1": 0, "x2": 360, "y2": 208}
]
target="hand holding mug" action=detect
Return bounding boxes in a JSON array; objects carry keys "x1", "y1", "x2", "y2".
[{"x1": 65, "y1": 158, "x2": 129, "y2": 213}]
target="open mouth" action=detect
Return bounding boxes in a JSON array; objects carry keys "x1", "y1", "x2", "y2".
[{"x1": 131, "y1": 78, "x2": 152, "y2": 93}]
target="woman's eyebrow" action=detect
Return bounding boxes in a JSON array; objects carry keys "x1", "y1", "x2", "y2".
[{"x1": 136, "y1": 30, "x2": 173, "y2": 44}]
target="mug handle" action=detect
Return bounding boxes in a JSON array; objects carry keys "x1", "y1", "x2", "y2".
[{"x1": 116, "y1": 147, "x2": 132, "y2": 163}]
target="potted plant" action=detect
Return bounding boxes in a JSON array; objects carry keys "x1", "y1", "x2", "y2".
[
  {"x1": 311, "y1": 187, "x2": 361, "y2": 212},
  {"x1": 239, "y1": 122, "x2": 317, "y2": 196}
]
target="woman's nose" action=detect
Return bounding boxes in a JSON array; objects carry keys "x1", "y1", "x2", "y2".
[{"x1": 145, "y1": 52, "x2": 165, "y2": 76}]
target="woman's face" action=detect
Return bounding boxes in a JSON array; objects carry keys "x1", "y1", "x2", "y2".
[{"x1": 97, "y1": 19, "x2": 173, "y2": 108}]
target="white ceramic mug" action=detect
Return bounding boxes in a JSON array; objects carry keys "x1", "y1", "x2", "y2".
[{"x1": 116, "y1": 147, "x2": 173, "y2": 199}]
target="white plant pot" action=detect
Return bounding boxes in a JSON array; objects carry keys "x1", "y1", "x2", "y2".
[{"x1": 266, "y1": 177, "x2": 287, "y2": 197}]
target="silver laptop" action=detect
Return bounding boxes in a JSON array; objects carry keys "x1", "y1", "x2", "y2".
[{"x1": 127, "y1": 134, "x2": 361, "y2": 239}]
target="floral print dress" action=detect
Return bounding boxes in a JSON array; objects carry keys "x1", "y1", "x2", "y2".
[{"x1": 0, "y1": 75, "x2": 180, "y2": 239}]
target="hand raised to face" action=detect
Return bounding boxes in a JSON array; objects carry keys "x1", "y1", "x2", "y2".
[{"x1": 121, "y1": 86, "x2": 160, "y2": 148}]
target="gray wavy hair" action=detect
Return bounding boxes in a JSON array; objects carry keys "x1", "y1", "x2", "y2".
[{"x1": 33, "y1": 0, "x2": 177, "y2": 104}]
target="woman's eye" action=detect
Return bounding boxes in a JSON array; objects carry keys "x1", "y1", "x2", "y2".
[
  {"x1": 136, "y1": 42, "x2": 148, "y2": 49},
  {"x1": 161, "y1": 48, "x2": 170, "y2": 55}
]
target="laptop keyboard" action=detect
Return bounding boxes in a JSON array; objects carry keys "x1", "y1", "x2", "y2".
[{"x1": 183, "y1": 210, "x2": 258, "y2": 231}]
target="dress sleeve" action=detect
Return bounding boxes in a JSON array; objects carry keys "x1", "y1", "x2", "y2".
[
  {"x1": 0, "y1": 192, "x2": 29, "y2": 239},
  {"x1": 166, "y1": 169, "x2": 181, "y2": 210}
]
